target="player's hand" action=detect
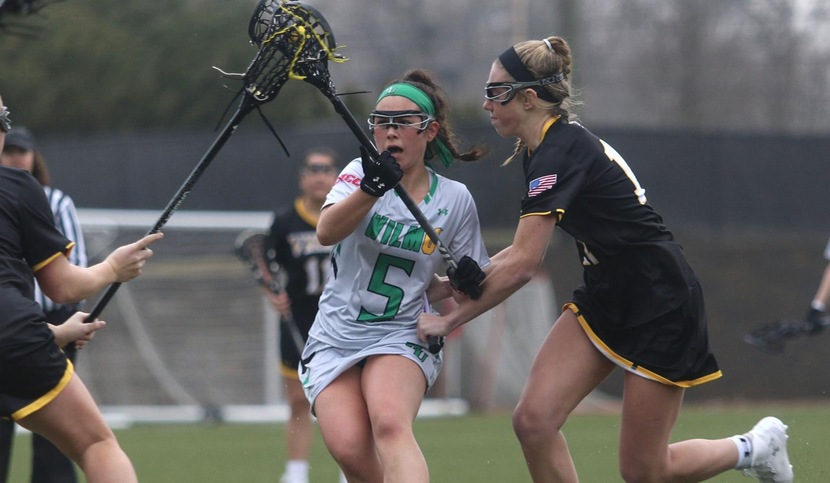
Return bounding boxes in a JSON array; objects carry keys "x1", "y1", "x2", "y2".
[
  {"x1": 359, "y1": 147, "x2": 402, "y2": 197},
  {"x1": 105, "y1": 232, "x2": 164, "y2": 282},
  {"x1": 49, "y1": 311, "x2": 107, "y2": 349},
  {"x1": 447, "y1": 256, "x2": 485, "y2": 300},
  {"x1": 805, "y1": 307, "x2": 824, "y2": 335},
  {"x1": 418, "y1": 312, "x2": 454, "y2": 341},
  {"x1": 267, "y1": 291, "x2": 292, "y2": 319},
  {"x1": 426, "y1": 274, "x2": 453, "y2": 303}
]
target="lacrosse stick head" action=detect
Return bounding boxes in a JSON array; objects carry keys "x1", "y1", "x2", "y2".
[
  {"x1": 243, "y1": 0, "x2": 344, "y2": 104},
  {"x1": 0, "y1": 0, "x2": 59, "y2": 38},
  {"x1": 743, "y1": 318, "x2": 811, "y2": 354}
]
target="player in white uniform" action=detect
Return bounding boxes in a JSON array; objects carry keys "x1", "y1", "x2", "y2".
[
  {"x1": 804, "y1": 237, "x2": 830, "y2": 332},
  {"x1": 301, "y1": 69, "x2": 489, "y2": 482}
]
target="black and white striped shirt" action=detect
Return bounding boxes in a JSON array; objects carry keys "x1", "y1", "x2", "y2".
[{"x1": 33, "y1": 186, "x2": 88, "y2": 313}]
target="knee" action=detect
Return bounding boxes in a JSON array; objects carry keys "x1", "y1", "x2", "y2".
[
  {"x1": 326, "y1": 436, "x2": 366, "y2": 469},
  {"x1": 328, "y1": 438, "x2": 381, "y2": 481},
  {"x1": 370, "y1": 412, "x2": 410, "y2": 444},
  {"x1": 619, "y1": 456, "x2": 664, "y2": 483},
  {"x1": 512, "y1": 401, "x2": 565, "y2": 446},
  {"x1": 71, "y1": 434, "x2": 122, "y2": 468}
]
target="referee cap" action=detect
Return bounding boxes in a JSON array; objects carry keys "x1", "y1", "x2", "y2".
[{"x1": 4, "y1": 127, "x2": 35, "y2": 151}]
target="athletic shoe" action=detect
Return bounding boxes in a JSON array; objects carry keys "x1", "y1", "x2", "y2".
[
  {"x1": 279, "y1": 475, "x2": 308, "y2": 483},
  {"x1": 742, "y1": 416, "x2": 793, "y2": 483}
]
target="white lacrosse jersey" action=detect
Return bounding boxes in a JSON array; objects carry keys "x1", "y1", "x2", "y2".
[{"x1": 309, "y1": 159, "x2": 490, "y2": 349}]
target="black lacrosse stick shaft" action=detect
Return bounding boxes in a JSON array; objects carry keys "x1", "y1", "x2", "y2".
[{"x1": 84, "y1": 102, "x2": 256, "y2": 322}]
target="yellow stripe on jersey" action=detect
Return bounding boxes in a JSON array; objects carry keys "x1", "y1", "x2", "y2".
[
  {"x1": 32, "y1": 242, "x2": 76, "y2": 273},
  {"x1": 565, "y1": 303, "x2": 723, "y2": 388},
  {"x1": 520, "y1": 208, "x2": 564, "y2": 222},
  {"x1": 12, "y1": 360, "x2": 75, "y2": 421}
]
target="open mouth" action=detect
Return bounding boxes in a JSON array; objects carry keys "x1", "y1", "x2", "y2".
[{"x1": 386, "y1": 146, "x2": 403, "y2": 154}]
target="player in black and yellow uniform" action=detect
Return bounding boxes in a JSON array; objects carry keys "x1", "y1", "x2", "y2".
[
  {"x1": 0, "y1": 91, "x2": 163, "y2": 483},
  {"x1": 264, "y1": 148, "x2": 339, "y2": 483},
  {"x1": 417, "y1": 39, "x2": 793, "y2": 483}
]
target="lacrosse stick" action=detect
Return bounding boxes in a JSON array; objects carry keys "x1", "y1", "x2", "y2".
[
  {"x1": 234, "y1": 229, "x2": 306, "y2": 354},
  {"x1": 84, "y1": 1, "x2": 328, "y2": 322},
  {"x1": 743, "y1": 315, "x2": 829, "y2": 353},
  {"x1": 248, "y1": 0, "x2": 481, "y2": 353}
]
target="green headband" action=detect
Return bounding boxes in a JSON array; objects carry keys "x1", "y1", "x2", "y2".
[{"x1": 376, "y1": 83, "x2": 454, "y2": 168}]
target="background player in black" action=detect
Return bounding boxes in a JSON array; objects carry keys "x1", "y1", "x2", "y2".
[
  {"x1": 264, "y1": 148, "x2": 339, "y2": 483},
  {"x1": 417, "y1": 38, "x2": 793, "y2": 482},
  {"x1": 0, "y1": 93, "x2": 163, "y2": 483}
]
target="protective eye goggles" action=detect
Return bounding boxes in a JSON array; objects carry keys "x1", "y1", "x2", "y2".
[
  {"x1": 367, "y1": 110, "x2": 434, "y2": 132},
  {"x1": 302, "y1": 163, "x2": 337, "y2": 174},
  {"x1": 484, "y1": 73, "x2": 564, "y2": 105}
]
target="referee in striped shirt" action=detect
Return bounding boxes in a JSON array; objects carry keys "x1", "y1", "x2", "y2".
[{"x1": 0, "y1": 127, "x2": 87, "y2": 483}]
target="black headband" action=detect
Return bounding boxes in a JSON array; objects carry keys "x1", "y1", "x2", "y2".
[{"x1": 497, "y1": 46, "x2": 561, "y2": 103}]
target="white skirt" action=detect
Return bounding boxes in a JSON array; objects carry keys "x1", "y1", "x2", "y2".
[{"x1": 299, "y1": 327, "x2": 443, "y2": 412}]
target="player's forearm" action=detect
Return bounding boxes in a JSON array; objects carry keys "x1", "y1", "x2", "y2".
[
  {"x1": 445, "y1": 256, "x2": 535, "y2": 331},
  {"x1": 317, "y1": 191, "x2": 377, "y2": 245},
  {"x1": 445, "y1": 219, "x2": 551, "y2": 330},
  {"x1": 46, "y1": 262, "x2": 118, "y2": 303},
  {"x1": 489, "y1": 245, "x2": 512, "y2": 265}
]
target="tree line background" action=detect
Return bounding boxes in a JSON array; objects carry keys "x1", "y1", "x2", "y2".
[{"x1": 1, "y1": 0, "x2": 829, "y2": 136}]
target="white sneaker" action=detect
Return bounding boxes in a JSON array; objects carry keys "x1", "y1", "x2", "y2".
[{"x1": 742, "y1": 416, "x2": 793, "y2": 483}]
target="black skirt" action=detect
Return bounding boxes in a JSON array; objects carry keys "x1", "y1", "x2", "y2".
[
  {"x1": 0, "y1": 316, "x2": 73, "y2": 420},
  {"x1": 569, "y1": 243, "x2": 721, "y2": 387}
]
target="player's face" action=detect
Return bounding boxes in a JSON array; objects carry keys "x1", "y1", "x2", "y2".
[
  {"x1": 0, "y1": 146, "x2": 35, "y2": 173},
  {"x1": 372, "y1": 96, "x2": 438, "y2": 172},
  {"x1": 483, "y1": 63, "x2": 524, "y2": 139},
  {"x1": 300, "y1": 154, "x2": 338, "y2": 202}
]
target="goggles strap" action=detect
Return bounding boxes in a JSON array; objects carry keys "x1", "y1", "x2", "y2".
[{"x1": 497, "y1": 47, "x2": 558, "y2": 103}]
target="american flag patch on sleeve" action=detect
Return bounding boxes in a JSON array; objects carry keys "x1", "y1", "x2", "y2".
[{"x1": 528, "y1": 174, "x2": 557, "y2": 197}]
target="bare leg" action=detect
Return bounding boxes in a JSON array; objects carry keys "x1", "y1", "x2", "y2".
[
  {"x1": 33, "y1": 321, "x2": 79, "y2": 483},
  {"x1": 512, "y1": 310, "x2": 615, "y2": 483},
  {"x1": 314, "y1": 366, "x2": 383, "y2": 483},
  {"x1": 284, "y1": 374, "x2": 313, "y2": 461},
  {"x1": 362, "y1": 355, "x2": 429, "y2": 483},
  {"x1": 16, "y1": 375, "x2": 137, "y2": 483},
  {"x1": 619, "y1": 373, "x2": 738, "y2": 482}
]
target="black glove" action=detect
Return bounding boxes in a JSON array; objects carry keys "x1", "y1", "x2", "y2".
[
  {"x1": 447, "y1": 255, "x2": 485, "y2": 300},
  {"x1": 806, "y1": 307, "x2": 824, "y2": 335},
  {"x1": 427, "y1": 335, "x2": 444, "y2": 354},
  {"x1": 360, "y1": 147, "x2": 402, "y2": 197}
]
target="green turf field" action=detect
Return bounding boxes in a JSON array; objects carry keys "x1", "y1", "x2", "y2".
[{"x1": 7, "y1": 404, "x2": 827, "y2": 482}]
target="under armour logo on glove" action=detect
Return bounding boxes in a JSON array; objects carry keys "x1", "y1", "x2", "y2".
[{"x1": 360, "y1": 147, "x2": 402, "y2": 197}]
